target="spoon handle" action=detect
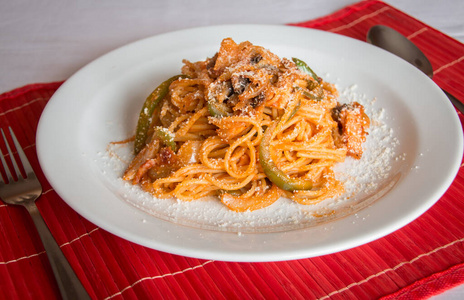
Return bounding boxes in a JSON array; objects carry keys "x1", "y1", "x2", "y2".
[{"x1": 443, "y1": 90, "x2": 464, "y2": 115}]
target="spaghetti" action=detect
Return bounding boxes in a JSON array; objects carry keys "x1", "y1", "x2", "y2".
[{"x1": 123, "y1": 38, "x2": 370, "y2": 212}]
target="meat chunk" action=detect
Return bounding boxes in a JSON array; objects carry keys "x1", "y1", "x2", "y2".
[{"x1": 332, "y1": 102, "x2": 370, "y2": 159}]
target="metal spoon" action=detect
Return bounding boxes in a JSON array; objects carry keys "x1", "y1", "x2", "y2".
[{"x1": 366, "y1": 24, "x2": 464, "y2": 114}]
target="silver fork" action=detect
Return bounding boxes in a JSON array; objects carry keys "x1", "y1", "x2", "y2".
[{"x1": 0, "y1": 127, "x2": 91, "y2": 300}]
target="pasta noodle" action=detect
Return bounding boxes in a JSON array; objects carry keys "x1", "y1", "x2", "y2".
[{"x1": 123, "y1": 38, "x2": 370, "y2": 212}]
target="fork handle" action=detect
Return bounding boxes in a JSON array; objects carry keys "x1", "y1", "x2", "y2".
[{"x1": 25, "y1": 202, "x2": 91, "y2": 300}]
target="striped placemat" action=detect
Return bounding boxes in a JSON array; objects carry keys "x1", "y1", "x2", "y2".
[{"x1": 1, "y1": 1, "x2": 464, "y2": 299}]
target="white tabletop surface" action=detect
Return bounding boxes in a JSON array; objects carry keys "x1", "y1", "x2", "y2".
[{"x1": 1, "y1": 0, "x2": 463, "y2": 298}]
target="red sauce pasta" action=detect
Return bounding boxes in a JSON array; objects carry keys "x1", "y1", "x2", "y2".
[{"x1": 123, "y1": 38, "x2": 370, "y2": 212}]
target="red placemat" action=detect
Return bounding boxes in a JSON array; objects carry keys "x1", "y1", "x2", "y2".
[{"x1": 1, "y1": 1, "x2": 464, "y2": 299}]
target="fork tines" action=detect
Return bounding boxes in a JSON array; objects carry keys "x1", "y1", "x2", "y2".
[{"x1": 0, "y1": 127, "x2": 33, "y2": 184}]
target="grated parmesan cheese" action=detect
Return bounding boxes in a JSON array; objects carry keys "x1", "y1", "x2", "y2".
[{"x1": 100, "y1": 82, "x2": 399, "y2": 233}]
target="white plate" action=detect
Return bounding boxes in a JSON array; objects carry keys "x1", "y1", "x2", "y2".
[{"x1": 36, "y1": 25, "x2": 463, "y2": 262}]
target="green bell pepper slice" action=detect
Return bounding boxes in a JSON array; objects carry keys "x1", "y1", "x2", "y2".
[
  {"x1": 259, "y1": 121, "x2": 313, "y2": 191},
  {"x1": 258, "y1": 99, "x2": 313, "y2": 191},
  {"x1": 207, "y1": 100, "x2": 232, "y2": 118},
  {"x1": 154, "y1": 126, "x2": 177, "y2": 151},
  {"x1": 292, "y1": 57, "x2": 321, "y2": 84},
  {"x1": 134, "y1": 75, "x2": 187, "y2": 154},
  {"x1": 294, "y1": 85, "x2": 324, "y2": 101}
]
